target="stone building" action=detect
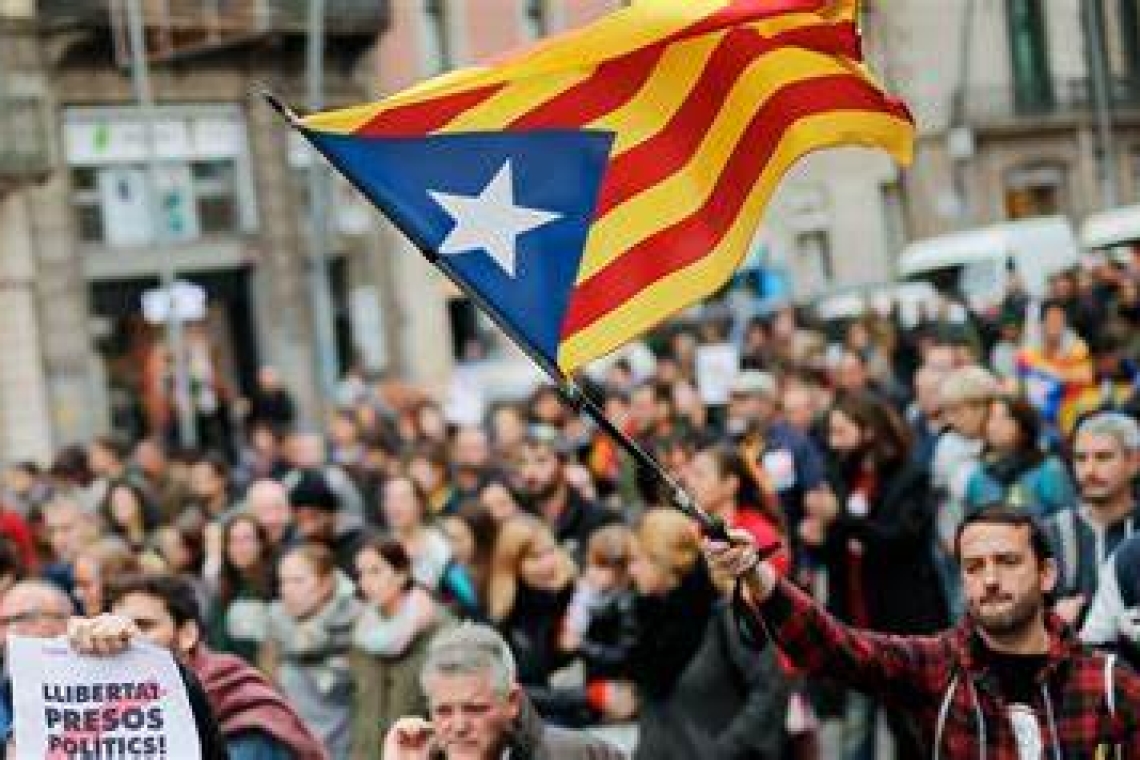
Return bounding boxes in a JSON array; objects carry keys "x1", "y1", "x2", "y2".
[
  {"x1": 0, "y1": 0, "x2": 54, "y2": 463},
  {"x1": 881, "y1": 0, "x2": 1140, "y2": 235},
  {"x1": 0, "y1": 0, "x2": 393, "y2": 461},
  {"x1": 0, "y1": 0, "x2": 622, "y2": 463},
  {"x1": 8, "y1": 0, "x2": 1136, "y2": 462},
  {"x1": 760, "y1": 0, "x2": 1140, "y2": 297}
]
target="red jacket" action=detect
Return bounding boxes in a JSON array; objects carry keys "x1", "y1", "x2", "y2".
[
  {"x1": 741, "y1": 579, "x2": 1140, "y2": 757},
  {"x1": 0, "y1": 511, "x2": 37, "y2": 572}
]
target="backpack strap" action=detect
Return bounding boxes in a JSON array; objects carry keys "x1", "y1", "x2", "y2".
[
  {"x1": 933, "y1": 673, "x2": 959, "y2": 760},
  {"x1": 1118, "y1": 546, "x2": 1140, "y2": 610},
  {"x1": 1104, "y1": 653, "x2": 1117, "y2": 716},
  {"x1": 1104, "y1": 654, "x2": 1122, "y2": 760},
  {"x1": 1058, "y1": 509, "x2": 1079, "y2": 593}
]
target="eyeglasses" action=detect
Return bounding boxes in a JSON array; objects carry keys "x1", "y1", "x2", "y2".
[{"x1": 0, "y1": 610, "x2": 69, "y2": 627}]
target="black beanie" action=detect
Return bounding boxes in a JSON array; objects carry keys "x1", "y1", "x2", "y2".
[{"x1": 289, "y1": 469, "x2": 340, "y2": 512}]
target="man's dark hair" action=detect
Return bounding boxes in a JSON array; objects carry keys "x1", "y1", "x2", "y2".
[
  {"x1": 50, "y1": 444, "x2": 93, "y2": 486},
  {"x1": 13, "y1": 461, "x2": 41, "y2": 477},
  {"x1": 356, "y1": 535, "x2": 415, "y2": 592},
  {"x1": 1040, "y1": 298, "x2": 1070, "y2": 321},
  {"x1": 107, "y1": 573, "x2": 202, "y2": 629},
  {"x1": 0, "y1": 536, "x2": 25, "y2": 582},
  {"x1": 408, "y1": 441, "x2": 450, "y2": 471},
  {"x1": 953, "y1": 505, "x2": 1054, "y2": 566}
]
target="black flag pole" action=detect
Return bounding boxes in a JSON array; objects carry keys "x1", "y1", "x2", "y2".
[{"x1": 259, "y1": 89, "x2": 733, "y2": 541}]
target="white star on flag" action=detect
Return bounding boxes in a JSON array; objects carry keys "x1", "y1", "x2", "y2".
[{"x1": 428, "y1": 160, "x2": 563, "y2": 278}]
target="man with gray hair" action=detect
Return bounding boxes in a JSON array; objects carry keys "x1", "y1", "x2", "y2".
[
  {"x1": 0, "y1": 580, "x2": 74, "y2": 644},
  {"x1": 41, "y1": 493, "x2": 98, "y2": 599},
  {"x1": 1046, "y1": 411, "x2": 1140, "y2": 626},
  {"x1": 930, "y1": 365, "x2": 1001, "y2": 616},
  {"x1": 384, "y1": 623, "x2": 625, "y2": 759}
]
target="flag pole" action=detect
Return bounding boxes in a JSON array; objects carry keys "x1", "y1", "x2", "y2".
[{"x1": 260, "y1": 90, "x2": 731, "y2": 541}]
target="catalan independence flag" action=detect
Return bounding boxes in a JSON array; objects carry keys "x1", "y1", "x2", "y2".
[{"x1": 298, "y1": 0, "x2": 914, "y2": 374}]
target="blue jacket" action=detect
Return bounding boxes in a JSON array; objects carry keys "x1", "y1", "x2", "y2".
[{"x1": 964, "y1": 454, "x2": 1076, "y2": 518}]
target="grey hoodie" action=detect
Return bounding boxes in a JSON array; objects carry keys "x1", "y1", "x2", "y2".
[{"x1": 268, "y1": 572, "x2": 361, "y2": 759}]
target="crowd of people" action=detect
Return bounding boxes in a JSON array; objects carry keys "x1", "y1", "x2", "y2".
[{"x1": 1, "y1": 258, "x2": 1140, "y2": 758}]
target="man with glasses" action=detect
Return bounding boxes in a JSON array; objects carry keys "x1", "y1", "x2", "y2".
[
  {"x1": 0, "y1": 580, "x2": 75, "y2": 756},
  {"x1": 0, "y1": 580, "x2": 73, "y2": 642}
]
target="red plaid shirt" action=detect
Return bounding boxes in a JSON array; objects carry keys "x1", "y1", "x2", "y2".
[{"x1": 742, "y1": 579, "x2": 1140, "y2": 757}]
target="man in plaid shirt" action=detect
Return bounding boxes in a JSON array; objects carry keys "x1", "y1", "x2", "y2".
[{"x1": 705, "y1": 505, "x2": 1140, "y2": 757}]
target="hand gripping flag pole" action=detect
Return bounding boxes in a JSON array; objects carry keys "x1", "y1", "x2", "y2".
[{"x1": 260, "y1": 89, "x2": 733, "y2": 542}]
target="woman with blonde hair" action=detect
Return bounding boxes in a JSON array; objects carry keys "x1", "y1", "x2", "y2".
[
  {"x1": 486, "y1": 514, "x2": 576, "y2": 718},
  {"x1": 630, "y1": 510, "x2": 790, "y2": 760}
]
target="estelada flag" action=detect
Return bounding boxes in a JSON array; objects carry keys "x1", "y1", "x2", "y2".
[{"x1": 297, "y1": 0, "x2": 914, "y2": 375}]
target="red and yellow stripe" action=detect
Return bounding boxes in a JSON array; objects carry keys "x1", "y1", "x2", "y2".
[{"x1": 302, "y1": 0, "x2": 914, "y2": 374}]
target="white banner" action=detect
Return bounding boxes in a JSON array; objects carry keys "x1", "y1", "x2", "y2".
[
  {"x1": 65, "y1": 112, "x2": 247, "y2": 166},
  {"x1": 695, "y1": 343, "x2": 741, "y2": 406},
  {"x1": 8, "y1": 636, "x2": 200, "y2": 760}
]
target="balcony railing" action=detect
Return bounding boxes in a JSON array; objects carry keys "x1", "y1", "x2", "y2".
[
  {"x1": 0, "y1": 93, "x2": 50, "y2": 186},
  {"x1": 963, "y1": 76, "x2": 1140, "y2": 127},
  {"x1": 37, "y1": 0, "x2": 388, "y2": 55}
]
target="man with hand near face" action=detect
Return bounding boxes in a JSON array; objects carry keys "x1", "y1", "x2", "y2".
[{"x1": 384, "y1": 623, "x2": 625, "y2": 760}]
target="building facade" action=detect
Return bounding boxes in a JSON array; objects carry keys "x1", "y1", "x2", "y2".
[
  {"x1": 0, "y1": 0, "x2": 623, "y2": 463},
  {"x1": 0, "y1": 0, "x2": 54, "y2": 463},
  {"x1": 0, "y1": 0, "x2": 391, "y2": 460},
  {"x1": 9, "y1": 0, "x2": 1135, "y2": 462},
  {"x1": 368, "y1": 0, "x2": 622, "y2": 390},
  {"x1": 754, "y1": 0, "x2": 1140, "y2": 298},
  {"x1": 881, "y1": 0, "x2": 1140, "y2": 236}
]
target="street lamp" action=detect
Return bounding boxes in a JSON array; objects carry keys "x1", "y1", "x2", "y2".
[{"x1": 124, "y1": 0, "x2": 198, "y2": 449}]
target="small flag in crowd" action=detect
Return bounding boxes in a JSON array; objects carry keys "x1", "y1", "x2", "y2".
[{"x1": 296, "y1": 0, "x2": 915, "y2": 374}]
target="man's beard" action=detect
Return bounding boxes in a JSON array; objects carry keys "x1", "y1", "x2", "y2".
[
  {"x1": 520, "y1": 479, "x2": 561, "y2": 508},
  {"x1": 969, "y1": 588, "x2": 1043, "y2": 637},
  {"x1": 1079, "y1": 481, "x2": 1127, "y2": 505}
]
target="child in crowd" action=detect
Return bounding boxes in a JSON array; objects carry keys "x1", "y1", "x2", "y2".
[{"x1": 562, "y1": 524, "x2": 639, "y2": 723}]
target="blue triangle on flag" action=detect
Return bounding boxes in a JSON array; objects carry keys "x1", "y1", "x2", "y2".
[{"x1": 305, "y1": 129, "x2": 615, "y2": 365}]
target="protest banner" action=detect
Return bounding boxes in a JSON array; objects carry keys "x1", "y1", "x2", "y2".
[
  {"x1": 8, "y1": 636, "x2": 200, "y2": 759},
  {"x1": 695, "y1": 343, "x2": 741, "y2": 407}
]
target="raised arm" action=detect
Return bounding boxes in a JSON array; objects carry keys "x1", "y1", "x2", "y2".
[{"x1": 704, "y1": 529, "x2": 950, "y2": 706}]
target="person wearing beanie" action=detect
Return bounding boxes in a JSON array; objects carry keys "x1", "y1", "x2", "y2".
[{"x1": 289, "y1": 469, "x2": 364, "y2": 574}]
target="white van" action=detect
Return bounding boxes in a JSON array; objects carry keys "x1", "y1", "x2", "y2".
[
  {"x1": 1080, "y1": 203, "x2": 1140, "y2": 253},
  {"x1": 896, "y1": 216, "x2": 1080, "y2": 308}
]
